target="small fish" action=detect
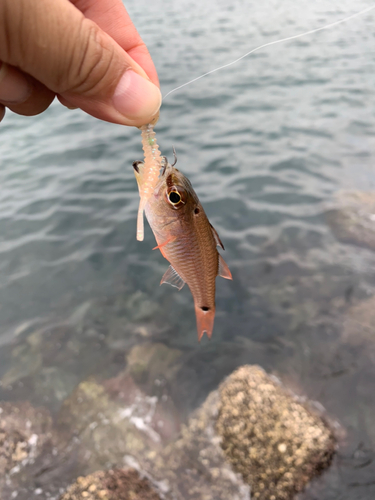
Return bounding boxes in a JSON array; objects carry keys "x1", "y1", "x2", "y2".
[{"x1": 133, "y1": 156, "x2": 232, "y2": 341}]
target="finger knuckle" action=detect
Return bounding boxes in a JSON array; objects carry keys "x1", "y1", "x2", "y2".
[{"x1": 64, "y1": 18, "x2": 117, "y2": 96}]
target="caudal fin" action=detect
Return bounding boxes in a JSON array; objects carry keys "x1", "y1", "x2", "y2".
[{"x1": 195, "y1": 305, "x2": 216, "y2": 341}]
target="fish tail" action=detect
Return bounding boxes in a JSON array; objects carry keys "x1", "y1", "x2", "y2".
[
  {"x1": 137, "y1": 198, "x2": 146, "y2": 241},
  {"x1": 195, "y1": 305, "x2": 216, "y2": 341}
]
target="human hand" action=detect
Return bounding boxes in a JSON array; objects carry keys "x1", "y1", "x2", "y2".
[{"x1": 0, "y1": 0, "x2": 161, "y2": 126}]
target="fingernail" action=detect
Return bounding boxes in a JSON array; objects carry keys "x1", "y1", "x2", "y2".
[
  {"x1": 0, "y1": 63, "x2": 32, "y2": 104},
  {"x1": 112, "y1": 70, "x2": 161, "y2": 122}
]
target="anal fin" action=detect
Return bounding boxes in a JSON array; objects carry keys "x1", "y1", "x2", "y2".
[
  {"x1": 218, "y1": 254, "x2": 232, "y2": 280},
  {"x1": 160, "y1": 265, "x2": 185, "y2": 290}
]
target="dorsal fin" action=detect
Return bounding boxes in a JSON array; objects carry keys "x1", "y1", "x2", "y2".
[
  {"x1": 210, "y1": 223, "x2": 225, "y2": 250},
  {"x1": 218, "y1": 254, "x2": 232, "y2": 280},
  {"x1": 160, "y1": 265, "x2": 185, "y2": 290}
]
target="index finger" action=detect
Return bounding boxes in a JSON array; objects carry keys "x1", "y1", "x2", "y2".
[{"x1": 71, "y1": 0, "x2": 159, "y2": 87}]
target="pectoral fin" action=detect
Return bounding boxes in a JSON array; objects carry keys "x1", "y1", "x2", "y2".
[
  {"x1": 160, "y1": 265, "x2": 185, "y2": 290},
  {"x1": 153, "y1": 236, "x2": 176, "y2": 258},
  {"x1": 210, "y1": 223, "x2": 225, "y2": 250},
  {"x1": 153, "y1": 236, "x2": 175, "y2": 251},
  {"x1": 218, "y1": 254, "x2": 232, "y2": 280}
]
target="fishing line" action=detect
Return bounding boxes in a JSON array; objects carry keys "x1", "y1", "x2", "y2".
[{"x1": 162, "y1": 4, "x2": 375, "y2": 101}]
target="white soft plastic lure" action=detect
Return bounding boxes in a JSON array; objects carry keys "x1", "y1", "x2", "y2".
[{"x1": 134, "y1": 120, "x2": 163, "y2": 241}]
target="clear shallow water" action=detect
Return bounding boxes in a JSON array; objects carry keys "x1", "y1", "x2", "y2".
[{"x1": 1, "y1": 0, "x2": 375, "y2": 497}]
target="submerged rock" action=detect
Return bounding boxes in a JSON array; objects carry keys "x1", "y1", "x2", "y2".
[
  {"x1": 57, "y1": 370, "x2": 180, "y2": 472},
  {"x1": 60, "y1": 468, "x2": 161, "y2": 500},
  {"x1": 126, "y1": 342, "x2": 182, "y2": 387},
  {"x1": 1, "y1": 359, "x2": 335, "y2": 499},
  {"x1": 342, "y1": 294, "x2": 375, "y2": 348},
  {"x1": 141, "y1": 365, "x2": 334, "y2": 500},
  {"x1": 57, "y1": 363, "x2": 334, "y2": 500},
  {"x1": 57, "y1": 376, "x2": 159, "y2": 470},
  {"x1": 142, "y1": 390, "x2": 251, "y2": 500},
  {"x1": 325, "y1": 191, "x2": 375, "y2": 251},
  {"x1": 0, "y1": 319, "x2": 107, "y2": 411},
  {"x1": 216, "y1": 366, "x2": 336, "y2": 500}
]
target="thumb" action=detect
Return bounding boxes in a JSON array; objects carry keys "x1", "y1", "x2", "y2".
[{"x1": 0, "y1": 0, "x2": 161, "y2": 126}]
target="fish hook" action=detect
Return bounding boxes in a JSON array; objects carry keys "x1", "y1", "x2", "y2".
[
  {"x1": 171, "y1": 146, "x2": 178, "y2": 167},
  {"x1": 161, "y1": 147, "x2": 177, "y2": 176},
  {"x1": 161, "y1": 156, "x2": 168, "y2": 176}
]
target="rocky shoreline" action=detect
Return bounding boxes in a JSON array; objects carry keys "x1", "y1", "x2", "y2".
[{"x1": 1, "y1": 358, "x2": 336, "y2": 500}]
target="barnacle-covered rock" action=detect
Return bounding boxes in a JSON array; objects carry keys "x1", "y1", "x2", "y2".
[
  {"x1": 0, "y1": 401, "x2": 54, "y2": 498},
  {"x1": 59, "y1": 468, "x2": 161, "y2": 500},
  {"x1": 216, "y1": 365, "x2": 336, "y2": 500},
  {"x1": 0, "y1": 402, "x2": 53, "y2": 477},
  {"x1": 143, "y1": 365, "x2": 335, "y2": 500},
  {"x1": 0, "y1": 361, "x2": 336, "y2": 500}
]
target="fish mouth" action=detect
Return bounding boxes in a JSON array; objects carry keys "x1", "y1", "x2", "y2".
[{"x1": 132, "y1": 160, "x2": 143, "y2": 173}]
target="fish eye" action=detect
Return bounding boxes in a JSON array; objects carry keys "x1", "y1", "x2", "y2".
[
  {"x1": 166, "y1": 186, "x2": 186, "y2": 207},
  {"x1": 169, "y1": 191, "x2": 181, "y2": 204}
]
